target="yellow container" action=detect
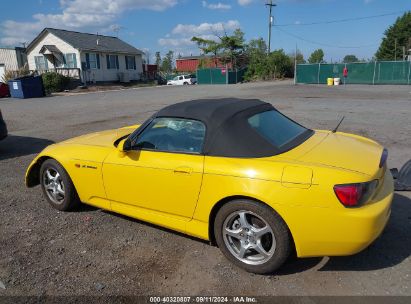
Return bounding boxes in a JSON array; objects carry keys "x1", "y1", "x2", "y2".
[{"x1": 327, "y1": 78, "x2": 334, "y2": 86}]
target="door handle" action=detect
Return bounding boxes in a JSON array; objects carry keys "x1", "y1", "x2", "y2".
[{"x1": 174, "y1": 167, "x2": 193, "y2": 174}]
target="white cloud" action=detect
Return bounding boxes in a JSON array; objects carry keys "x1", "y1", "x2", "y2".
[
  {"x1": 158, "y1": 37, "x2": 195, "y2": 47},
  {"x1": 238, "y1": 0, "x2": 254, "y2": 6},
  {"x1": 171, "y1": 20, "x2": 240, "y2": 37},
  {"x1": 158, "y1": 20, "x2": 240, "y2": 52},
  {"x1": 202, "y1": 1, "x2": 231, "y2": 10},
  {"x1": 0, "y1": 0, "x2": 179, "y2": 46}
]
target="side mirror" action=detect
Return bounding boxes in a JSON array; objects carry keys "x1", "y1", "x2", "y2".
[{"x1": 117, "y1": 138, "x2": 131, "y2": 153}]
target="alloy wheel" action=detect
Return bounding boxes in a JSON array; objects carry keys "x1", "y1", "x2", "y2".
[
  {"x1": 43, "y1": 168, "x2": 65, "y2": 204},
  {"x1": 222, "y1": 210, "x2": 276, "y2": 265}
]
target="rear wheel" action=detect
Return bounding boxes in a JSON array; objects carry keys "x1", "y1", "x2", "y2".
[
  {"x1": 214, "y1": 199, "x2": 291, "y2": 274},
  {"x1": 40, "y1": 159, "x2": 80, "y2": 211}
]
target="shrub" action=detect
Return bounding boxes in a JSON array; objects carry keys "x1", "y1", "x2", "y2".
[
  {"x1": 41, "y1": 72, "x2": 71, "y2": 94},
  {"x1": 1, "y1": 64, "x2": 31, "y2": 83},
  {"x1": 244, "y1": 48, "x2": 293, "y2": 81}
]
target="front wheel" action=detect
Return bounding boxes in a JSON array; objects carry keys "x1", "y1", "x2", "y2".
[
  {"x1": 214, "y1": 199, "x2": 291, "y2": 274},
  {"x1": 40, "y1": 159, "x2": 80, "y2": 211}
]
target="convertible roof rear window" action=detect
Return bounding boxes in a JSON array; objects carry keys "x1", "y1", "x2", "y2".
[{"x1": 248, "y1": 110, "x2": 308, "y2": 150}]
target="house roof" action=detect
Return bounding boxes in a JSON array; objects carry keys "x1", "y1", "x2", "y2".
[
  {"x1": 27, "y1": 28, "x2": 143, "y2": 55},
  {"x1": 40, "y1": 45, "x2": 62, "y2": 54}
]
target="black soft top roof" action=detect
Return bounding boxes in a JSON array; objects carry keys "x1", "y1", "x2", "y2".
[
  {"x1": 155, "y1": 98, "x2": 271, "y2": 129},
  {"x1": 132, "y1": 98, "x2": 311, "y2": 158}
]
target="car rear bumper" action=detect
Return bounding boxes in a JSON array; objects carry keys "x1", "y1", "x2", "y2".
[{"x1": 293, "y1": 169, "x2": 394, "y2": 257}]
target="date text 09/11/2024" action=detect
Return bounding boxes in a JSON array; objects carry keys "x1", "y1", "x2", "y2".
[{"x1": 149, "y1": 296, "x2": 257, "y2": 303}]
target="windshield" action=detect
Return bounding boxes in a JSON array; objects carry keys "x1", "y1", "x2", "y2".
[{"x1": 248, "y1": 110, "x2": 309, "y2": 149}]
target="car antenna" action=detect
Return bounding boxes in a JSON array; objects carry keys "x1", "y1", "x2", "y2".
[{"x1": 332, "y1": 116, "x2": 345, "y2": 133}]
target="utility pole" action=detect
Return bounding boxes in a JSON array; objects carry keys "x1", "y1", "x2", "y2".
[
  {"x1": 394, "y1": 38, "x2": 397, "y2": 61},
  {"x1": 294, "y1": 43, "x2": 297, "y2": 85},
  {"x1": 265, "y1": 0, "x2": 276, "y2": 54}
]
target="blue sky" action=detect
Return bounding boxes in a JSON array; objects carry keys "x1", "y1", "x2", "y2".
[{"x1": 0, "y1": 0, "x2": 410, "y2": 62}]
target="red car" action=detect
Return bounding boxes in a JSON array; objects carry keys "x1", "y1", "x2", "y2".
[{"x1": 0, "y1": 83, "x2": 10, "y2": 98}]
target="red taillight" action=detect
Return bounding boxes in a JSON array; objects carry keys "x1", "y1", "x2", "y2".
[
  {"x1": 334, "y1": 180, "x2": 378, "y2": 207},
  {"x1": 334, "y1": 184, "x2": 363, "y2": 207}
]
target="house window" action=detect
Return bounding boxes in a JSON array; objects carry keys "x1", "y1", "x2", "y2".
[
  {"x1": 107, "y1": 54, "x2": 119, "y2": 69},
  {"x1": 125, "y1": 56, "x2": 136, "y2": 70},
  {"x1": 85, "y1": 53, "x2": 100, "y2": 70},
  {"x1": 65, "y1": 53, "x2": 77, "y2": 68},
  {"x1": 34, "y1": 56, "x2": 47, "y2": 70},
  {"x1": 88, "y1": 53, "x2": 98, "y2": 69}
]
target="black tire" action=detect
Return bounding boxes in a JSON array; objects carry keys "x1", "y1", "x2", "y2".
[
  {"x1": 214, "y1": 199, "x2": 291, "y2": 274},
  {"x1": 183, "y1": 82, "x2": 189, "y2": 85},
  {"x1": 40, "y1": 159, "x2": 80, "y2": 211}
]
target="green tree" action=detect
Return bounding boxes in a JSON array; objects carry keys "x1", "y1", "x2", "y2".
[
  {"x1": 244, "y1": 38, "x2": 269, "y2": 80},
  {"x1": 375, "y1": 12, "x2": 411, "y2": 60},
  {"x1": 160, "y1": 51, "x2": 174, "y2": 73},
  {"x1": 288, "y1": 49, "x2": 305, "y2": 66},
  {"x1": 268, "y1": 49, "x2": 293, "y2": 79},
  {"x1": 192, "y1": 28, "x2": 246, "y2": 69},
  {"x1": 155, "y1": 51, "x2": 161, "y2": 67},
  {"x1": 245, "y1": 38, "x2": 267, "y2": 57},
  {"x1": 219, "y1": 29, "x2": 246, "y2": 68},
  {"x1": 245, "y1": 45, "x2": 293, "y2": 81},
  {"x1": 343, "y1": 55, "x2": 359, "y2": 63},
  {"x1": 295, "y1": 51, "x2": 306, "y2": 64},
  {"x1": 191, "y1": 36, "x2": 222, "y2": 67},
  {"x1": 308, "y1": 49, "x2": 325, "y2": 64}
]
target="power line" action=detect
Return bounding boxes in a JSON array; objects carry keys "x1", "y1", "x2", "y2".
[
  {"x1": 274, "y1": 26, "x2": 379, "y2": 49},
  {"x1": 275, "y1": 11, "x2": 407, "y2": 27}
]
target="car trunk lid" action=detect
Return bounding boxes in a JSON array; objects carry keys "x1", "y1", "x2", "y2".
[{"x1": 296, "y1": 131, "x2": 384, "y2": 177}]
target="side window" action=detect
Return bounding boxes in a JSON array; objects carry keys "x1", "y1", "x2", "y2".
[
  {"x1": 65, "y1": 53, "x2": 77, "y2": 68},
  {"x1": 88, "y1": 53, "x2": 98, "y2": 69},
  {"x1": 133, "y1": 118, "x2": 206, "y2": 154},
  {"x1": 125, "y1": 55, "x2": 136, "y2": 70},
  {"x1": 107, "y1": 54, "x2": 119, "y2": 69},
  {"x1": 179, "y1": 76, "x2": 183, "y2": 80},
  {"x1": 34, "y1": 56, "x2": 47, "y2": 70}
]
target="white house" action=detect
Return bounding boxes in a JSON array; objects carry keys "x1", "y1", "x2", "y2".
[
  {"x1": 0, "y1": 47, "x2": 27, "y2": 82},
  {"x1": 26, "y1": 28, "x2": 144, "y2": 83}
]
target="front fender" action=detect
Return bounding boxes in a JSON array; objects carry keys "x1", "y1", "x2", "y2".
[{"x1": 25, "y1": 145, "x2": 56, "y2": 187}]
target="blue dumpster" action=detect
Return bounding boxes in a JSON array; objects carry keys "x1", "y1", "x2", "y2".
[{"x1": 8, "y1": 76, "x2": 44, "y2": 99}]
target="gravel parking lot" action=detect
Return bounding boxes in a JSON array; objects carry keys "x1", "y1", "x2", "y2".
[{"x1": 0, "y1": 81, "x2": 410, "y2": 296}]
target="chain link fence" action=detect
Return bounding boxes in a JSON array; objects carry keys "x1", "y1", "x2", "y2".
[
  {"x1": 296, "y1": 61, "x2": 411, "y2": 85},
  {"x1": 197, "y1": 68, "x2": 246, "y2": 85}
]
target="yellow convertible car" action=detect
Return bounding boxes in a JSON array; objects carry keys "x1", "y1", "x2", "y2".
[{"x1": 26, "y1": 98, "x2": 394, "y2": 274}]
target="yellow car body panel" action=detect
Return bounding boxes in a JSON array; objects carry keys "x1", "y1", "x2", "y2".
[
  {"x1": 103, "y1": 150, "x2": 204, "y2": 220},
  {"x1": 26, "y1": 125, "x2": 393, "y2": 258}
]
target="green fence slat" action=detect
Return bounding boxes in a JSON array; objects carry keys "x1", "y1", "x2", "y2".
[{"x1": 197, "y1": 68, "x2": 246, "y2": 84}]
